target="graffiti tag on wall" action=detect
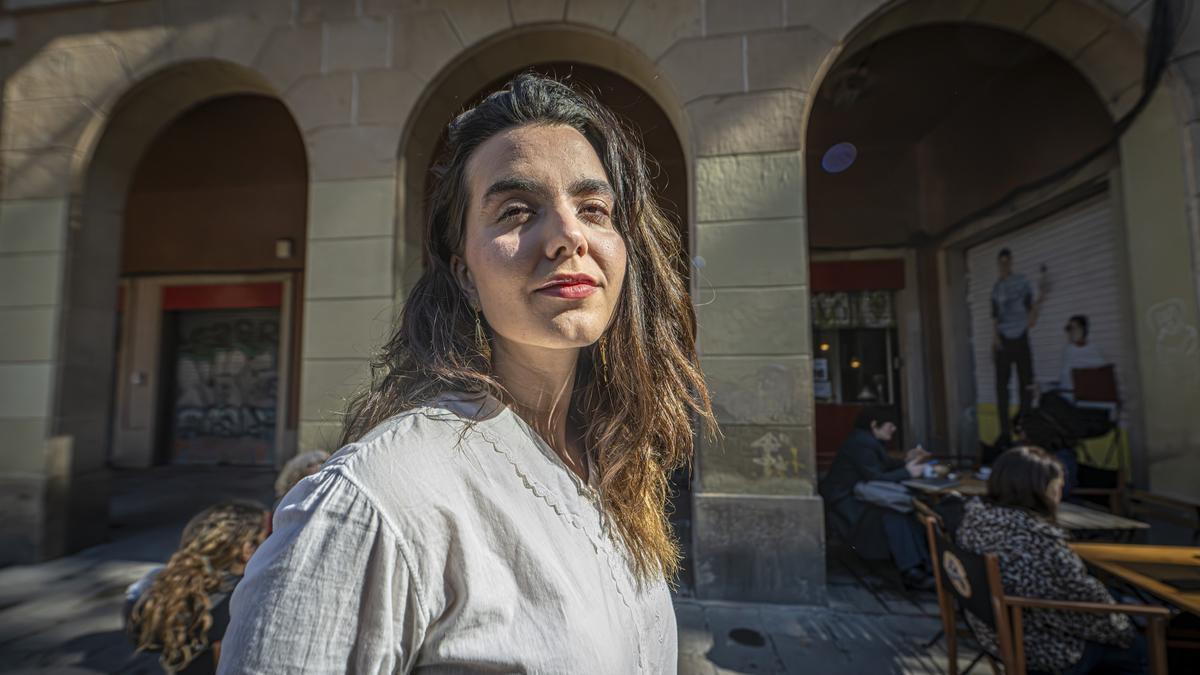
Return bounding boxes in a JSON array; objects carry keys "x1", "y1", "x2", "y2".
[
  {"x1": 750, "y1": 430, "x2": 806, "y2": 479},
  {"x1": 172, "y1": 310, "x2": 279, "y2": 465}
]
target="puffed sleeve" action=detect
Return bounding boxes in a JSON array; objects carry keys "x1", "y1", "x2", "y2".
[{"x1": 217, "y1": 468, "x2": 428, "y2": 674}]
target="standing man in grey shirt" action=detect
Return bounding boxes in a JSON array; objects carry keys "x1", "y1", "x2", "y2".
[{"x1": 992, "y1": 248, "x2": 1043, "y2": 443}]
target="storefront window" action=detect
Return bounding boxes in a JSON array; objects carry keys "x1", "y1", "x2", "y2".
[{"x1": 812, "y1": 291, "x2": 900, "y2": 405}]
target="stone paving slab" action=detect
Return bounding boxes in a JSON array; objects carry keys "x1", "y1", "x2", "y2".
[{"x1": 676, "y1": 598, "x2": 980, "y2": 674}]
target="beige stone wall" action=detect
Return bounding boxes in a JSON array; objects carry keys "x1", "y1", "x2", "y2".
[
  {"x1": 0, "y1": 0, "x2": 1197, "y2": 578},
  {"x1": 1120, "y1": 89, "x2": 1200, "y2": 503},
  {"x1": 0, "y1": 0, "x2": 837, "y2": 582}
]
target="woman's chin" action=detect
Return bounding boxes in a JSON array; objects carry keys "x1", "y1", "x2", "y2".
[
  {"x1": 492, "y1": 326, "x2": 602, "y2": 352},
  {"x1": 542, "y1": 315, "x2": 608, "y2": 345}
]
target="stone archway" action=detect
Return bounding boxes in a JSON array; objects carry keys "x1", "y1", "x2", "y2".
[
  {"x1": 808, "y1": 0, "x2": 1200, "y2": 310},
  {"x1": 805, "y1": 18, "x2": 1119, "y2": 470},
  {"x1": 395, "y1": 23, "x2": 697, "y2": 584},
  {"x1": 804, "y1": 0, "x2": 1200, "y2": 500},
  {"x1": 832, "y1": 0, "x2": 1150, "y2": 117},
  {"x1": 396, "y1": 26, "x2": 689, "y2": 294},
  {"x1": 54, "y1": 61, "x2": 289, "y2": 554}
]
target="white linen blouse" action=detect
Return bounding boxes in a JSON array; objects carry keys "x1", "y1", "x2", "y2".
[{"x1": 217, "y1": 393, "x2": 677, "y2": 674}]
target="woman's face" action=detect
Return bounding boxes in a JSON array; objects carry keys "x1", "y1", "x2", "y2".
[
  {"x1": 1046, "y1": 476, "x2": 1064, "y2": 509},
  {"x1": 454, "y1": 124, "x2": 627, "y2": 351}
]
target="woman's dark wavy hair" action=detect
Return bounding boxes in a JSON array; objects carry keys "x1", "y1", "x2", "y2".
[
  {"x1": 987, "y1": 446, "x2": 1064, "y2": 519},
  {"x1": 340, "y1": 72, "x2": 715, "y2": 581}
]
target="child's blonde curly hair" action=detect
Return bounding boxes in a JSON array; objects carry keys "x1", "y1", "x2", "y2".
[
  {"x1": 132, "y1": 500, "x2": 267, "y2": 673},
  {"x1": 274, "y1": 449, "x2": 330, "y2": 499}
]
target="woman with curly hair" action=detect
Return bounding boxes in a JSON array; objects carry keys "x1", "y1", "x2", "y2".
[
  {"x1": 219, "y1": 72, "x2": 714, "y2": 673},
  {"x1": 132, "y1": 500, "x2": 268, "y2": 674}
]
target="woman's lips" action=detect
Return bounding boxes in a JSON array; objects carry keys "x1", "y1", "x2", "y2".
[
  {"x1": 536, "y1": 274, "x2": 599, "y2": 299},
  {"x1": 536, "y1": 283, "x2": 598, "y2": 299}
]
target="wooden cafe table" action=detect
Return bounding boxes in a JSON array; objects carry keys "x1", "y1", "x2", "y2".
[
  {"x1": 1070, "y1": 543, "x2": 1200, "y2": 617},
  {"x1": 905, "y1": 477, "x2": 1151, "y2": 536}
]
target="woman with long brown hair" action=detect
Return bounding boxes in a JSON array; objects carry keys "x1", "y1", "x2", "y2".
[
  {"x1": 131, "y1": 500, "x2": 268, "y2": 674},
  {"x1": 219, "y1": 73, "x2": 714, "y2": 673},
  {"x1": 957, "y1": 447, "x2": 1144, "y2": 674}
]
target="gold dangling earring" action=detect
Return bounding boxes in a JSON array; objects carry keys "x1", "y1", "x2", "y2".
[
  {"x1": 474, "y1": 305, "x2": 490, "y2": 359},
  {"x1": 599, "y1": 335, "x2": 610, "y2": 383}
]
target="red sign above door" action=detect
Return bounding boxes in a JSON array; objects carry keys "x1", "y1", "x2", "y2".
[{"x1": 161, "y1": 282, "x2": 284, "y2": 311}]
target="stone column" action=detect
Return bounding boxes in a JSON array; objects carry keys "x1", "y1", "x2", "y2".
[
  {"x1": 0, "y1": 194, "x2": 76, "y2": 564},
  {"x1": 610, "y1": 1, "x2": 829, "y2": 604},
  {"x1": 691, "y1": 146, "x2": 824, "y2": 604},
  {"x1": 648, "y1": 1, "x2": 835, "y2": 603},
  {"x1": 298, "y1": 177, "x2": 397, "y2": 453},
  {"x1": 286, "y1": 10, "x2": 409, "y2": 454},
  {"x1": 0, "y1": 30, "x2": 119, "y2": 561},
  {"x1": 686, "y1": 87, "x2": 823, "y2": 601}
]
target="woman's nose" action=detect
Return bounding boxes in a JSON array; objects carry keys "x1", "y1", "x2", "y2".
[{"x1": 543, "y1": 203, "x2": 587, "y2": 259}]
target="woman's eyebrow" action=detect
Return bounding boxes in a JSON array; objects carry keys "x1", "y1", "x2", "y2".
[
  {"x1": 569, "y1": 177, "x2": 615, "y2": 200},
  {"x1": 483, "y1": 177, "x2": 545, "y2": 202},
  {"x1": 482, "y1": 176, "x2": 614, "y2": 203}
]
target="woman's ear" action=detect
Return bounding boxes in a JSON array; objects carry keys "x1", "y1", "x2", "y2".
[{"x1": 450, "y1": 254, "x2": 478, "y2": 307}]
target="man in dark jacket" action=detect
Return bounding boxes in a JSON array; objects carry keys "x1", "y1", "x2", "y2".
[{"x1": 821, "y1": 406, "x2": 933, "y2": 589}]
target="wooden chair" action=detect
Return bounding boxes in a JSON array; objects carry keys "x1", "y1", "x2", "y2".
[
  {"x1": 912, "y1": 497, "x2": 988, "y2": 667},
  {"x1": 920, "y1": 517, "x2": 1170, "y2": 674},
  {"x1": 1070, "y1": 366, "x2": 1128, "y2": 514},
  {"x1": 912, "y1": 497, "x2": 943, "y2": 530},
  {"x1": 915, "y1": 507, "x2": 995, "y2": 675},
  {"x1": 1073, "y1": 455, "x2": 1128, "y2": 515}
]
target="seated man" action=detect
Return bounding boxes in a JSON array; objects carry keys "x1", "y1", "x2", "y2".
[
  {"x1": 1039, "y1": 314, "x2": 1117, "y2": 450},
  {"x1": 821, "y1": 406, "x2": 933, "y2": 589}
]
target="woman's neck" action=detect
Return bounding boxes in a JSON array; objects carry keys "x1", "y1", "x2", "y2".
[{"x1": 491, "y1": 337, "x2": 583, "y2": 474}]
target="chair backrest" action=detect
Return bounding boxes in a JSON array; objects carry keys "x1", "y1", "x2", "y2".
[
  {"x1": 912, "y1": 497, "x2": 943, "y2": 530},
  {"x1": 930, "y1": 527, "x2": 998, "y2": 630},
  {"x1": 1073, "y1": 365, "x2": 1119, "y2": 404}
]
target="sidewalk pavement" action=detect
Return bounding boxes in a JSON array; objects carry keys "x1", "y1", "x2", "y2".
[{"x1": 0, "y1": 466, "x2": 978, "y2": 674}]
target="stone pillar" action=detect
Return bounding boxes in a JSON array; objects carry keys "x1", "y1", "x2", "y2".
[
  {"x1": 1120, "y1": 88, "x2": 1200, "y2": 502},
  {"x1": 0, "y1": 196, "x2": 74, "y2": 564},
  {"x1": 687, "y1": 87, "x2": 823, "y2": 601},
  {"x1": 297, "y1": 177, "x2": 397, "y2": 453},
  {"x1": 0, "y1": 28, "x2": 118, "y2": 558},
  {"x1": 649, "y1": 1, "x2": 837, "y2": 602}
]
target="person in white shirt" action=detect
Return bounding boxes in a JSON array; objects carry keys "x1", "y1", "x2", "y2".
[
  {"x1": 1058, "y1": 315, "x2": 1108, "y2": 402},
  {"x1": 217, "y1": 73, "x2": 716, "y2": 674}
]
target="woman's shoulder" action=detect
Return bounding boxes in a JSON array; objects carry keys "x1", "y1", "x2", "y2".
[
  {"x1": 314, "y1": 395, "x2": 508, "y2": 509},
  {"x1": 959, "y1": 498, "x2": 1066, "y2": 547}
]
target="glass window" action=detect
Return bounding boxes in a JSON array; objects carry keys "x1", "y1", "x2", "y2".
[{"x1": 811, "y1": 292, "x2": 900, "y2": 406}]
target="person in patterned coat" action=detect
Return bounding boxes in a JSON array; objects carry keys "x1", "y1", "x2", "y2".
[{"x1": 957, "y1": 446, "x2": 1146, "y2": 674}]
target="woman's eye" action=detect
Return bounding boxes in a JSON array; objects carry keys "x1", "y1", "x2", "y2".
[
  {"x1": 499, "y1": 205, "x2": 533, "y2": 222},
  {"x1": 580, "y1": 203, "x2": 612, "y2": 224}
]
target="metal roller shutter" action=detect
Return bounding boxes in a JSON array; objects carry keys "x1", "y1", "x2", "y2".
[{"x1": 966, "y1": 195, "x2": 1130, "y2": 423}]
